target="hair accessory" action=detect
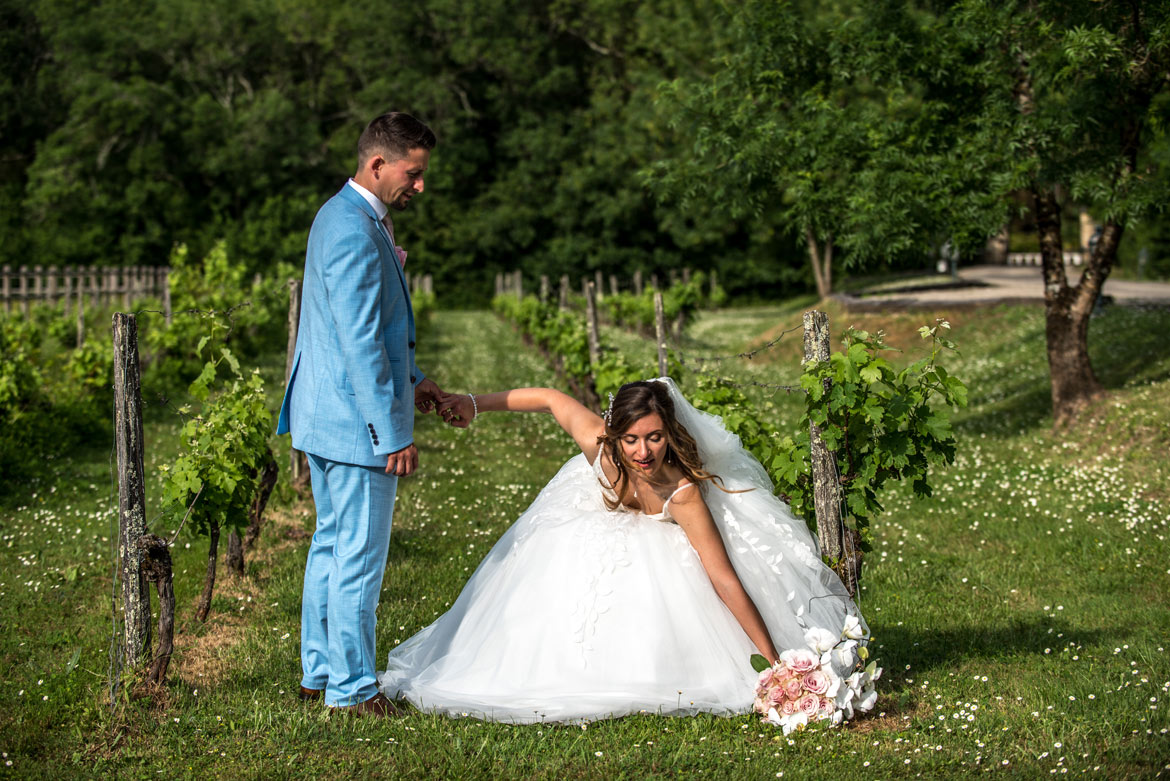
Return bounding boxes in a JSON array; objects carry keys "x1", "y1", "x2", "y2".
[{"x1": 603, "y1": 392, "x2": 615, "y2": 426}]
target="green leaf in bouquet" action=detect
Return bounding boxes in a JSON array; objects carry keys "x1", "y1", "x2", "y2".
[{"x1": 750, "y1": 653, "x2": 772, "y2": 673}]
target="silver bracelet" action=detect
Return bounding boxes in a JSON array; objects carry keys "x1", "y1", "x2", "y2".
[{"x1": 468, "y1": 393, "x2": 478, "y2": 420}]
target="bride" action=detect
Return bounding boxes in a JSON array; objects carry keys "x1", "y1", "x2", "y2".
[{"x1": 378, "y1": 378, "x2": 865, "y2": 723}]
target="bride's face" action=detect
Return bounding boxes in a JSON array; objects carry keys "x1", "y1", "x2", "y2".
[{"x1": 619, "y1": 413, "x2": 668, "y2": 475}]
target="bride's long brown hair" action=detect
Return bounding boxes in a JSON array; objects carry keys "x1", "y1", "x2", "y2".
[{"x1": 596, "y1": 381, "x2": 726, "y2": 511}]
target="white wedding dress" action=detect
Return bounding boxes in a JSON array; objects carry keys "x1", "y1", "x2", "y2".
[{"x1": 378, "y1": 379, "x2": 865, "y2": 723}]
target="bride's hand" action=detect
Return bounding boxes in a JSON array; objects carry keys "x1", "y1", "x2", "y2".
[{"x1": 437, "y1": 392, "x2": 475, "y2": 428}]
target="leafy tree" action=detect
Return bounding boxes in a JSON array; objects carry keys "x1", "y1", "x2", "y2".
[{"x1": 945, "y1": 0, "x2": 1170, "y2": 425}]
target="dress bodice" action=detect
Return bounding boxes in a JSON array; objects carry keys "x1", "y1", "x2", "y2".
[{"x1": 591, "y1": 456, "x2": 690, "y2": 522}]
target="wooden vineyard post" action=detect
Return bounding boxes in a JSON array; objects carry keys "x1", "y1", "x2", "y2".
[
  {"x1": 585, "y1": 280, "x2": 602, "y2": 367},
  {"x1": 654, "y1": 291, "x2": 668, "y2": 376},
  {"x1": 19, "y1": 265, "x2": 29, "y2": 315},
  {"x1": 802, "y1": 310, "x2": 856, "y2": 597},
  {"x1": 162, "y1": 267, "x2": 173, "y2": 326},
  {"x1": 594, "y1": 270, "x2": 604, "y2": 302},
  {"x1": 633, "y1": 270, "x2": 643, "y2": 297},
  {"x1": 580, "y1": 280, "x2": 603, "y2": 412},
  {"x1": 540, "y1": 274, "x2": 550, "y2": 303},
  {"x1": 558, "y1": 275, "x2": 569, "y2": 309},
  {"x1": 609, "y1": 274, "x2": 618, "y2": 297},
  {"x1": 495, "y1": 272, "x2": 504, "y2": 298},
  {"x1": 112, "y1": 313, "x2": 152, "y2": 668},
  {"x1": 76, "y1": 291, "x2": 86, "y2": 349},
  {"x1": 286, "y1": 279, "x2": 306, "y2": 485}
]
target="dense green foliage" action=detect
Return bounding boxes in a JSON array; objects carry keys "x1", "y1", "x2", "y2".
[
  {"x1": 0, "y1": 312, "x2": 113, "y2": 484},
  {"x1": 0, "y1": 0, "x2": 815, "y2": 303},
  {"x1": 5, "y1": 0, "x2": 1168, "y2": 305}
]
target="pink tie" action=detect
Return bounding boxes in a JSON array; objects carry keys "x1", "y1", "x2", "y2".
[{"x1": 382, "y1": 215, "x2": 407, "y2": 268}]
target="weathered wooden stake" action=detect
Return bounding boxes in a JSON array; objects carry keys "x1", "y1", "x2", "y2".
[
  {"x1": 633, "y1": 270, "x2": 643, "y2": 297},
  {"x1": 654, "y1": 291, "x2": 668, "y2": 376},
  {"x1": 558, "y1": 275, "x2": 569, "y2": 310},
  {"x1": 286, "y1": 279, "x2": 305, "y2": 484},
  {"x1": 539, "y1": 274, "x2": 550, "y2": 303},
  {"x1": 495, "y1": 272, "x2": 504, "y2": 297},
  {"x1": 594, "y1": 270, "x2": 604, "y2": 301},
  {"x1": 609, "y1": 274, "x2": 618, "y2": 297},
  {"x1": 585, "y1": 280, "x2": 602, "y2": 367},
  {"x1": 113, "y1": 313, "x2": 151, "y2": 668},
  {"x1": 164, "y1": 266, "x2": 173, "y2": 324},
  {"x1": 1, "y1": 265, "x2": 9, "y2": 313},
  {"x1": 802, "y1": 310, "x2": 856, "y2": 597},
  {"x1": 76, "y1": 288, "x2": 86, "y2": 348},
  {"x1": 19, "y1": 265, "x2": 29, "y2": 315}
]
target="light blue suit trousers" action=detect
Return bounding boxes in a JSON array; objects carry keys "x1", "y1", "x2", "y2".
[{"x1": 301, "y1": 453, "x2": 396, "y2": 705}]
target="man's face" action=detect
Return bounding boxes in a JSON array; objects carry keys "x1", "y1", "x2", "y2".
[{"x1": 371, "y1": 147, "x2": 429, "y2": 211}]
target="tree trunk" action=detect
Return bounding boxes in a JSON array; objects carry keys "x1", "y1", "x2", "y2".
[
  {"x1": 226, "y1": 531, "x2": 244, "y2": 577},
  {"x1": 138, "y1": 534, "x2": 174, "y2": 686},
  {"x1": 805, "y1": 229, "x2": 833, "y2": 299},
  {"x1": 1032, "y1": 187, "x2": 1109, "y2": 426},
  {"x1": 196, "y1": 519, "x2": 219, "y2": 622},
  {"x1": 244, "y1": 452, "x2": 278, "y2": 552}
]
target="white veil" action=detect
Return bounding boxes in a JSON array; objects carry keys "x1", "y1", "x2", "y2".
[{"x1": 650, "y1": 377, "x2": 866, "y2": 650}]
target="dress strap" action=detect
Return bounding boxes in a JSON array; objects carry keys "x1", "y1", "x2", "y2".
[{"x1": 664, "y1": 481, "x2": 694, "y2": 507}]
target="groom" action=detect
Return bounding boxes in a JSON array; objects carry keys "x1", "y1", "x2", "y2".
[{"x1": 277, "y1": 112, "x2": 443, "y2": 715}]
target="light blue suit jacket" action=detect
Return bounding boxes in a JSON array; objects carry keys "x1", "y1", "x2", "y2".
[{"x1": 277, "y1": 184, "x2": 424, "y2": 467}]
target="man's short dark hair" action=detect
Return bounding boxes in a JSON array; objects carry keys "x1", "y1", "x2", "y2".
[{"x1": 358, "y1": 112, "x2": 437, "y2": 166}]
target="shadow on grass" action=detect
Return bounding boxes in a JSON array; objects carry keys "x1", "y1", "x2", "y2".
[{"x1": 875, "y1": 616, "x2": 1102, "y2": 683}]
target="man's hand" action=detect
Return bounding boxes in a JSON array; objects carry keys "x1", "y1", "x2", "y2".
[
  {"x1": 414, "y1": 377, "x2": 442, "y2": 414},
  {"x1": 385, "y1": 444, "x2": 419, "y2": 476},
  {"x1": 437, "y1": 392, "x2": 476, "y2": 428}
]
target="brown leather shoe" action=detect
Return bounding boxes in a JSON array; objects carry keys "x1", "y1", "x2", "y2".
[
  {"x1": 298, "y1": 686, "x2": 323, "y2": 702},
  {"x1": 343, "y1": 693, "x2": 403, "y2": 717}
]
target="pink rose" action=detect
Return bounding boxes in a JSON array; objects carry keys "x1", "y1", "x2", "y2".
[
  {"x1": 798, "y1": 693, "x2": 820, "y2": 716},
  {"x1": 782, "y1": 649, "x2": 818, "y2": 674},
  {"x1": 767, "y1": 687, "x2": 785, "y2": 707},
  {"x1": 395, "y1": 245, "x2": 408, "y2": 267},
  {"x1": 803, "y1": 669, "x2": 829, "y2": 695},
  {"x1": 817, "y1": 697, "x2": 836, "y2": 720},
  {"x1": 780, "y1": 699, "x2": 797, "y2": 716},
  {"x1": 783, "y1": 676, "x2": 803, "y2": 700}
]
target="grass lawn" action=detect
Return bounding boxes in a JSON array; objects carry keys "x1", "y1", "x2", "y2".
[{"x1": 1, "y1": 299, "x2": 1167, "y2": 778}]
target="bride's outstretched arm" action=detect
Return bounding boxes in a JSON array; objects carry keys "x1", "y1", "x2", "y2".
[
  {"x1": 669, "y1": 486, "x2": 780, "y2": 663},
  {"x1": 438, "y1": 388, "x2": 605, "y2": 460}
]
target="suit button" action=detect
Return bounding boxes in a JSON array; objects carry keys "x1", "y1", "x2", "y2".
[
  {"x1": 408, "y1": 341, "x2": 415, "y2": 349},
  {"x1": 410, "y1": 375, "x2": 416, "y2": 383},
  {"x1": 373, "y1": 438, "x2": 379, "y2": 445}
]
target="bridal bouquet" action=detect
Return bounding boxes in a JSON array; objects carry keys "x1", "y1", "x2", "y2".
[{"x1": 751, "y1": 616, "x2": 882, "y2": 734}]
